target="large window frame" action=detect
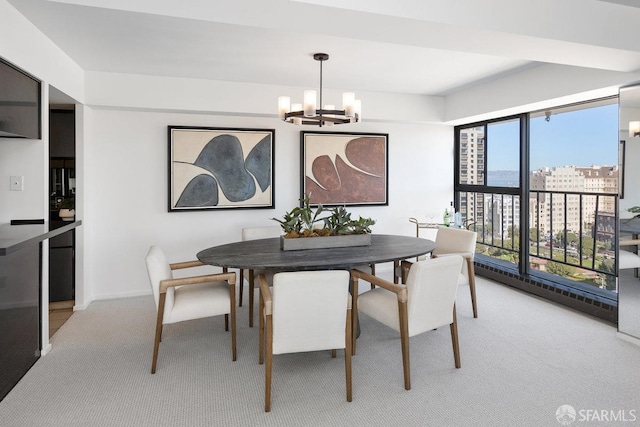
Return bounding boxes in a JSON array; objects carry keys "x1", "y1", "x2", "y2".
[
  {"x1": 454, "y1": 114, "x2": 529, "y2": 275},
  {"x1": 454, "y1": 99, "x2": 618, "y2": 306}
]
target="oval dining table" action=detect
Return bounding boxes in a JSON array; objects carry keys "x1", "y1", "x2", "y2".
[
  {"x1": 197, "y1": 234, "x2": 436, "y2": 349},
  {"x1": 197, "y1": 234, "x2": 435, "y2": 272}
]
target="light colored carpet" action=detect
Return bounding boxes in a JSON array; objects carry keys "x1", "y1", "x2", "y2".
[{"x1": 1, "y1": 275, "x2": 639, "y2": 427}]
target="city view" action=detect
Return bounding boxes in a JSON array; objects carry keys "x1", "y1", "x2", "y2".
[{"x1": 457, "y1": 102, "x2": 619, "y2": 293}]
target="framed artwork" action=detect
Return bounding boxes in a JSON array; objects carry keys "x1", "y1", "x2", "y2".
[
  {"x1": 301, "y1": 131, "x2": 388, "y2": 207},
  {"x1": 168, "y1": 126, "x2": 275, "y2": 211},
  {"x1": 620, "y1": 139, "x2": 625, "y2": 199}
]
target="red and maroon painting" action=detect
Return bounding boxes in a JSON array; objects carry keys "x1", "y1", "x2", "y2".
[{"x1": 301, "y1": 132, "x2": 388, "y2": 206}]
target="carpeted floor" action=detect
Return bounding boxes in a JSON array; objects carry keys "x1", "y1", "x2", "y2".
[{"x1": 1, "y1": 275, "x2": 639, "y2": 426}]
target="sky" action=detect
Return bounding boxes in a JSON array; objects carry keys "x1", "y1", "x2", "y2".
[{"x1": 485, "y1": 103, "x2": 619, "y2": 171}]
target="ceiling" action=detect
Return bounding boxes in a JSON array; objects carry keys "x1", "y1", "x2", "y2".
[{"x1": 9, "y1": 0, "x2": 640, "y2": 100}]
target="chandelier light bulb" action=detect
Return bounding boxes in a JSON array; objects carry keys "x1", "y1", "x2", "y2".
[
  {"x1": 304, "y1": 90, "x2": 317, "y2": 117},
  {"x1": 278, "y1": 96, "x2": 290, "y2": 120},
  {"x1": 343, "y1": 92, "x2": 355, "y2": 117}
]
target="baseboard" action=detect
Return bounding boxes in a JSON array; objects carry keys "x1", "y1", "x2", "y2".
[
  {"x1": 71, "y1": 289, "x2": 151, "y2": 310},
  {"x1": 41, "y1": 343, "x2": 52, "y2": 356},
  {"x1": 73, "y1": 302, "x2": 89, "y2": 311},
  {"x1": 92, "y1": 288, "x2": 152, "y2": 301},
  {"x1": 617, "y1": 331, "x2": 640, "y2": 347}
]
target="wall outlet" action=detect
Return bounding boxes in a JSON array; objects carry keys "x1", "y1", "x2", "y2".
[{"x1": 10, "y1": 175, "x2": 24, "y2": 191}]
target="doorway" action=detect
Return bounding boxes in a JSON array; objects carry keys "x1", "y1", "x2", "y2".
[{"x1": 49, "y1": 87, "x2": 77, "y2": 335}]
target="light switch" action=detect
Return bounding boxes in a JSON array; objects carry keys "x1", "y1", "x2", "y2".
[{"x1": 10, "y1": 176, "x2": 24, "y2": 191}]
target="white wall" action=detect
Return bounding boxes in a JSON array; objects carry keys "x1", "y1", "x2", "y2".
[
  {"x1": 0, "y1": 138, "x2": 46, "y2": 223},
  {"x1": 84, "y1": 107, "x2": 453, "y2": 300}
]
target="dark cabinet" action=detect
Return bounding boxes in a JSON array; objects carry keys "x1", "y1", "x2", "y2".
[
  {"x1": 0, "y1": 244, "x2": 41, "y2": 401},
  {"x1": 49, "y1": 110, "x2": 74, "y2": 158},
  {"x1": 49, "y1": 221, "x2": 74, "y2": 302},
  {"x1": 0, "y1": 221, "x2": 81, "y2": 402}
]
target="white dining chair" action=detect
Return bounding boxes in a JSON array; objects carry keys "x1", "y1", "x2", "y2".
[
  {"x1": 432, "y1": 227, "x2": 478, "y2": 318},
  {"x1": 353, "y1": 255, "x2": 463, "y2": 390},
  {"x1": 397, "y1": 226, "x2": 478, "y2": 318},
  {"x1": 145, "y1": 246, "x2": 237, "y2": 373},
  {"x1": 240, "y1": 226, "x2": 281, "y2": 327},
  {"x1": 258, "y1": 270, "x2": 352, "y2": 412}
]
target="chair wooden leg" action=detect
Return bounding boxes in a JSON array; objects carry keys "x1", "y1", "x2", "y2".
[
  {"x1": 393, "y1": 259, "x2": 400, "y2": 284},
  {"x1": 450, "y1": 305, "x2": 461, "y2": 368},
  {"x1": 345, "y1": 305, "x2": 353, "y2": 402},
  {"x1": 398, "y1": 299, "x2": 411, "y2": 390},
  {"x1": 229, "y1": 283, "x2": 237, "y2": 361},
  {"x1": 332, "y1": 349, "x2": 337, "y2": 358},
  {"x1": 239, "y1": 269, "x2": 244, "y2": 307},
  {"x1": 467, "y1": 260, "x2": 478, "y2": 318},
  {"x1": 370, "y1": 263, "x2": 376, "y2": 289},
  {"x1": 151, "y1": 293, "x2": 166, "y2": 374},
  {"x1": 249, "y1": 269, "x2": 255, "y2": 328},
  {"x1": 259, "y1": 289, "x2": 265, "y2": 365},
  {"x1": 349, "y1": 274, "x2": 359, "y2": 355},
  {"x1": 265, "y1": 314, "x2": 273, "y2": 412},
  {"x1": 224, "y1": 314, "x2": 229, "y2": 331}
]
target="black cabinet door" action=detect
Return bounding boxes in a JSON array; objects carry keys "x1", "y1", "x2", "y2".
[
  {"x1": 0, "y1": 244, "x2": 41, "y2": 401},
  {"x1": 49, "y1": 247, "x2": 73, "y2": 302}
]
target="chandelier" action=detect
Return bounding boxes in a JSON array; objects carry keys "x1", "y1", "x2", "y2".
[{"x1": 278, "y1": 53, "x2": 361, "y2": 126}]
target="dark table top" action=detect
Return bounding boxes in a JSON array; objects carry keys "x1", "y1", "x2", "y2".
[{"x1": 197, "y1": 234, "x2": 436, "y2": 271}]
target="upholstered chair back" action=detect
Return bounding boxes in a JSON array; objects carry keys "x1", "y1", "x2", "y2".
[
  {"x1": 271, "y1": 270, "x2": 350, "y2": 355},
  {"x1": 145, "y1": 246, "x2": 175, "y2": 311},
  {"x1": 405, "y1": 256, "x2": 463, "y2": 337},
  {"x1": 432, "y1": 227, "x2": 477, "y2": 278}
]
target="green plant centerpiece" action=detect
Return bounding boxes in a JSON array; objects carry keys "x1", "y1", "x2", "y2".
[{"x1": 272, "y1": 194, "x2": 376, "y2": 250}]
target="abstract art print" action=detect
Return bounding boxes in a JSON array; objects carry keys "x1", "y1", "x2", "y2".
[
  {"x1": 168, "y1": 126, "x2": 275, "y2": 211},
  {"x1": 301, "y1": 131, "x2": 388, "y2": 207}
]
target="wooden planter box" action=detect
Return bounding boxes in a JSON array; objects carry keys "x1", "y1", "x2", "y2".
[{"x1": 280, "y1": 234, "x2": 371, "y2": 251}]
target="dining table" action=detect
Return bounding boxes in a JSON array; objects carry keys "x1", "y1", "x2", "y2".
[
  {"x1": 197, "y1": 234, "x2": 435, "y2": 272},
  {"x1": 197, "y1": 234, "x2": 436, "y2": 348}
]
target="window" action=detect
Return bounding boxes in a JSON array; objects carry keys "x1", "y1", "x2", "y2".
[
  {"x1": 529, "y1": 100, "x2": 618, "y2": 292},
  {"x1": 486, "y1": 119, "x2": 520, "y2": 188},
  {"x1": 455, "y1": 97, "x2": 618, "y2": 303}
]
